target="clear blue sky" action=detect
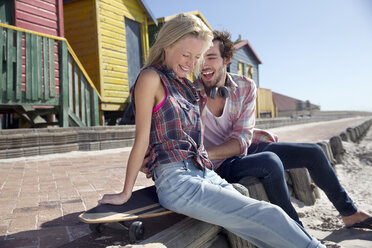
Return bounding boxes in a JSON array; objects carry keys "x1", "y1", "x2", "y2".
[{"x1": 143, "y1": 0, "x2": 372, "y2": 112}]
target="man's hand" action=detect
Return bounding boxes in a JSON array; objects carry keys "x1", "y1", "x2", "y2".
[{"x1": 140, "y1": 147, "x2": 152, "y2": 178}]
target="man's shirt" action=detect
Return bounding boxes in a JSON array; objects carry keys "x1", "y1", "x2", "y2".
[{"x1": 195, "y1": 73, "x2": 277, "y2": 169}]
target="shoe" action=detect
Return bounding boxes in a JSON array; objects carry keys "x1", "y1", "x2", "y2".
[{"x1": 346, "y1": 217, "x2": 372, "y2": 230}]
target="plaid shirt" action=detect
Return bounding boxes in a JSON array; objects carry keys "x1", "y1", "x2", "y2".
[
  {"x1": 195, "y1": 73, "x2": 278, "y2": 158},
  {"x1": 136, "y1": 64, "x2": 212, "y2": 172}
]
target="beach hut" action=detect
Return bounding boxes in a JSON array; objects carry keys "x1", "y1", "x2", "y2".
[
  {"x1": 63, "y1": 0, "x2": 157, "y2": 124},
  {"x1": 230, "y1": 39, "x2": 277, "y2": 118},
  {"x1": 0, "y1": 0, "x2": 100, "y2": 128},
  {"x1": 230, "y1": 39, "x2": 261, "y2": 86}
]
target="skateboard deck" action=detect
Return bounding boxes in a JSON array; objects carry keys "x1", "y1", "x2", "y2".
[
  {"x1": 79, "y1": 185, "x2": 172, "y2": 224},
  {"x1": 79, "y1": 185, "x2": 173, "y2": 243}
]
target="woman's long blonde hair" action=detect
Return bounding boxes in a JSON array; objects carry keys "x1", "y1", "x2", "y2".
[{"x1": 144, "y1": 14, "x2": 213, "y2": 76}]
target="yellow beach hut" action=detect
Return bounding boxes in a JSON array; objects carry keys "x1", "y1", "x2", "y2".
[{"x1": 63, "y1": 0, "x2": 157, "y2": 124}]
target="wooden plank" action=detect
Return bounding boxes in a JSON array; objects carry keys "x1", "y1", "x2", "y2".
[
  {"x1": 0, "y1": 26, "x2": 4, "y2": 102},
  {"x1": 101, "y1": 103, "x2": 123, "y2": 111},
  {"x1": 36, "y1": 35, "x2": 42, "y2": 100},
  {"x1": 99, "y1": 0, "x2": 145, "y2": 21},
  {"x1": 85, "y1": 80, "x2": 91, "y2": 126},
  {"x1": 16, "y1": 20, "x2": 57, "y2": 37},
  {"x1": 15, "y1": 31, "x2": 22, "y2": 101},
  {"x1": 81, "y1": 77, "x2": 86, "y2": 125},
  {"x1": 49, "y1": 39, "x2": 55, "y2": 97},
  {"x1": 92, "y1": 91, "x2": 100, "y2": 126},
  {"x1": 15, "y1": 10, "x2": 58, "y2": 28},
  {"x1": 73, "y1": 63, "x2": 79, "y2": 118},
  {"x1": 31, "y1": 34, "x2": 38, "y2": 100},
  {"x1": 100, "y1": 28, "x2": 125, "y2": 41},
  {"x1": 68, "y1": 110, "x2": 84, "y2": 127},
  {"x1": 25, "y1": 33, "x2": 32, "y2": 100},
  {"x1": 17, "y1": 0, "x2": 57, "y2": 13},
  {"x1": 43, "y1": 37, "x2": 50, "y2": 100},
  {"x1": 6, "y1": 28, "x2": 14, "y2": 100},
  {"x1": 59, "y1": 42, "x2": 69, "y2": 127},
  {"x1": 68, "y1": 55, "x2": 73, "y2": 110},
  {"x1": 16, "y1": 1, "x2": 57, "y2": 21}
]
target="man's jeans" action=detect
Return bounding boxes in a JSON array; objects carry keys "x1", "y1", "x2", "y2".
[
  {"x1": 216, "y1": 142, "x2": 357, "y2": 224},
  {"x1": 153, "y1": 159, "x2": 325, "y2": 248}
]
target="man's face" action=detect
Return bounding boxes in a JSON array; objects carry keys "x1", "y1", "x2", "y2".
[{"x1": 200, "y1": 41, "x2": 227, "y2": 88}]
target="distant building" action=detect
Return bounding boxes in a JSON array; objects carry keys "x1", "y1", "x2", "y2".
[{"x1": 272, "y1": 91, "x2": 320, "y2": 117}]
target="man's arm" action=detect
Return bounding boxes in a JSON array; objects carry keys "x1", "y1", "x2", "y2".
[
  {"x1": 205, "y1": 138, "x2": 241, "y2": 160},
  {"x1": 228, "y1": 76, "x2": 257, "y2": 157}
]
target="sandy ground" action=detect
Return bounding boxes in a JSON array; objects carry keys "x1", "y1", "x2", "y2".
[{"x1": 288, "y1": 128, "x2": 372, "y2": 247}]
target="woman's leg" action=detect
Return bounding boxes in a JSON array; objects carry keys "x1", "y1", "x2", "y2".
[
  {"x1": 216, "y1": 153, "x2": 301, "y2": 225},
  {"x1": 153, "y1": 160, "x2": 325, "y2": 248},
  {"x1": 261, "y1": 142, "x2": 357, "y2": 217}
]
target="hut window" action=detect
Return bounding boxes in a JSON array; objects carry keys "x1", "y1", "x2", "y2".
[
  {"x1": 246, "y1": 65, "x2": 254, "y2": 79},
  {"x1": 238, "y1": 62, "x2": 244, "y2": 76}
]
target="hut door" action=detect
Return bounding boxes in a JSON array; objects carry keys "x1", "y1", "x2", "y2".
[
  {"x1": 125, "y1": 18, "x2": 143, "y2": 89},
  {"x1": 0, "y1": 0, "x2": 14, "y2": 24}
]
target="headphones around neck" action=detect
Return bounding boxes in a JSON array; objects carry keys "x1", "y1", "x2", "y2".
[{"x1": 209, "y1": 86, "x2": 229, "y2": 99}]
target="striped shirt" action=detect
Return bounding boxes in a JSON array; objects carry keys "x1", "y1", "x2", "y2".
[
  {"x1": 195, "y1": 73, "x2": 278, "y2": 165},
  {"x1": 134, "y1": 64, "x2": 212, "y2": 172}
]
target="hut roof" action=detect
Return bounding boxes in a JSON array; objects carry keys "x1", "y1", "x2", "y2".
[
  {"x1": 149, "y1": 10, "x2": 212, "y2": 31},
  {"x1": 234, "y1": 40, "x2": 262, "y2": 64}
]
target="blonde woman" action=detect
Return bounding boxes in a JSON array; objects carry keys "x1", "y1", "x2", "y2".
[{"x1": 99, "y1": 14, "x2": 325, "y2": 248}]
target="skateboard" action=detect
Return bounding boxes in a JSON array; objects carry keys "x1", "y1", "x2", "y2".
[{"x1": 79, "y1": 185, "x2": 173, "y2": 243}]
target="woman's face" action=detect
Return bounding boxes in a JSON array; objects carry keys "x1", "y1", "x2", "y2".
[{"x1": 164, "y1": 36, "x2": 207, "y2": 78}]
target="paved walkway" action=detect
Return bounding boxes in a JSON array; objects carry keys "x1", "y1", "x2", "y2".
[{"x1": 0, "y1": 116, "x2": 370, "y2": 247}]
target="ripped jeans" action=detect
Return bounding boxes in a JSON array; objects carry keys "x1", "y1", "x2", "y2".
[{"x1": 152, "y1": 159, "x2": 325, "y2": 248}]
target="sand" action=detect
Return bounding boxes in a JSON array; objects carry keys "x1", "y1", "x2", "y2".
[{"x1": 289, "y1": 128, "x2": 372, "y2": 247}]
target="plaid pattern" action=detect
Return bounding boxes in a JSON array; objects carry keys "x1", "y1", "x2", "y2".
[
  {"x1": 195, "y1": 73, "x2": 278, "y2": 157},
  {"x1": 136, "y1": 64, "x2": 212, "y2": 172}
]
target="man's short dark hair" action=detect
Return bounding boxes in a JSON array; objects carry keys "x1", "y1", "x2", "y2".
[{"x1": 212, "y1": 30, "x2": 235, "y2": 60}]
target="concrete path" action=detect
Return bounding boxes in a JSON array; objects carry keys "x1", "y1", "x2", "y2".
[{"x1": 0, "y1": 116, "x2": 370, "y2": 247}]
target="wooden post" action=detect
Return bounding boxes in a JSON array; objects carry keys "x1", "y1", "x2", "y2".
[
  {"x1": 329, "y1": 136, "x2": 345, "y2": 164},
  {"x1": 317, "y1": 141, "x2": 337, "y2": 166},
  {"x1": 225, "y1": 181, "x2": 263, "y2": 248},
  {"x1": 238, "y1": 176, "x2": 269, "y2": 202},
  {"x1": 135, "y1": 217, "x2": 221, "y2": 248},
  {"x1": 288, "y1": 168, "x2": 316, "y2": 205}
]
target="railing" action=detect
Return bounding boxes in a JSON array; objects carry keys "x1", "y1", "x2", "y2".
[{"x1": 0, "y1": 23, "x2": 101, "y2": 127}]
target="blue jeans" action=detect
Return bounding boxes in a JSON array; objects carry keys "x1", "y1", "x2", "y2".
[
  {"x1": 153, "y1": 159, "x2": 325, "y2": 248},
  {"x1": 216, "y1": 142, "x2": 357, "y2": 225}
]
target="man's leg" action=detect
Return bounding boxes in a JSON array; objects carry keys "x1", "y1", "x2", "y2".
[
  {"x1": 215, "y1": 152, "x2": 302, "y2": 225},
  {"x1": 260, "y1": 142, "x2": 358, "y2": 217}
]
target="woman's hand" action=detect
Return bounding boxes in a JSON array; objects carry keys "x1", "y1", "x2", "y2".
[{"x1": 98, "y1": 192, "x2": 131, "y2": 205}]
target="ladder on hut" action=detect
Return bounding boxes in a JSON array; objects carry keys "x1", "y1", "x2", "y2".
[{"x1": 0, "y1": 23, "x2": 100, "y2": 128}]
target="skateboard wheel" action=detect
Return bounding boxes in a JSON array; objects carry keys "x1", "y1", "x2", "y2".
[
  {"x1": 129, "y1": 221, "x2": 144, "y2": 243},
  {"x1": 89, "y1": 223, "x2": 105, "y2": 233}
]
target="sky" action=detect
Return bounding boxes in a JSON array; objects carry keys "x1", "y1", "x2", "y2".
[{"x1": 143, "y1": 0, "x2": 372, "y2": 112}]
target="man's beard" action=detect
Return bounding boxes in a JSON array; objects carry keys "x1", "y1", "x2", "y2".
[{"x1": 201, "y1": 64, "x2": 224, "y2": 90}]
